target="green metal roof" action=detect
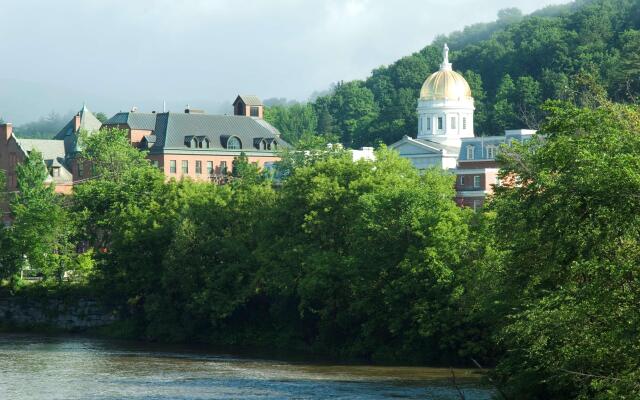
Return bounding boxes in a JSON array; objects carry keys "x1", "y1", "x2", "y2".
[
  {"x1": 151, "y1": 112, "x2": 287, "y2": 151},
  {"x1": 104, "y1": 112, "x2": 157, "y2": 131},
  {"x1": 54, "y1": 105, "x2": 102, "y2": 140},
  {"x1": 233, "y1": 95, "x2": 263, "y2": 106}
]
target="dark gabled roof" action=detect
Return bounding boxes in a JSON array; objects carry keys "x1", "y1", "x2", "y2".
[
  {"x1": 103, "y1": 112, "x2": 157, "y2": 131},
  {"x1": 233, "y1": 95, "x2": 263, "y2": 106},
  {"x1": 151, "y1": 112, "x2": 287, "y2": 151},
  {"x1": 54, "y1": 105, "x2": 102, "y2": 140}
]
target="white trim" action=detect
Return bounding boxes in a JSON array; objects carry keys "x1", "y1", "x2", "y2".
[
  {"x1": 457, "y1": 190, "x2": 488, "y2": 197},
  {"x1": 454, "y1": 168, "x2": 499, "y2": 174}
]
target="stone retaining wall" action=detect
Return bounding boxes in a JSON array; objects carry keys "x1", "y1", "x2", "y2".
[{"x1": 0, "y1": 297, "x2": 118, "y2": 330}]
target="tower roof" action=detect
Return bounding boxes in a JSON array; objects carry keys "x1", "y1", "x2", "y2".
[{"x1": 419, "y1": 44, "x2": 472, "y2": 101}]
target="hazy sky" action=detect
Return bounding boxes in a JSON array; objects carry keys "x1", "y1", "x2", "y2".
[{"x1": 0, "y1": 0, "x2": 569, "y2": 124}]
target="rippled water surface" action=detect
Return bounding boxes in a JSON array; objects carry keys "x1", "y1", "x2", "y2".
[{"x1": 0, "y1": 334, "x2": 493, "y2": 399}]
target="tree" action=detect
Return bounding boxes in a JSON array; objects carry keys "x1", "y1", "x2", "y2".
[
  {"x1": 95, "y1": 112, "x2": 109, "y2": 124},
  {"x1": 6, "y1": 151, "x2": 73, "y2": 284},
  {"x1": 489, "y1": 101, "x2": 640, "y2": 398}
]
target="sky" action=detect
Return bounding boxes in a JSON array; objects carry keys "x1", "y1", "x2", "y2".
[{"x1": 0, "y1": 0, "x2": 570, "y2": 124}]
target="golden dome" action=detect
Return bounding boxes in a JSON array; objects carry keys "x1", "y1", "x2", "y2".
[
  {"x1": 419, "y1": 44, "x2": 472, "y2": 101},
  {"x1": 420, "y1": 69, "x2": 472, "y2": 100}
]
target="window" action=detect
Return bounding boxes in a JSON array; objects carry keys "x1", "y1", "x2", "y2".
[
  {"x1": 474, "y1": 175, "x2": 481, "y2": 188},
  {"x1": 473, "y1": 200, "x2": 480, "y2": 212},
  {"x1": 51, "y1": 167, "x2": 60, "y2": 177},
  {"x1": 463, "y1": 117, "x2": 467, "y2": 130},
  {"x1": 151, "y1": 160, "x2": 159, "y2": 169},
  {"x1": 487, "y1": 145, "x2": 496, "y2": 159},
  {"x1": 78, "y1": 163, "x2": 84, "y2": 177},
  {"x1": 451, "y1": 117, "x2": 456, "y2": 129},
  {"x1": 227, "y1": 136, "x2": 241, "y2": 149},
  {"x1": 250, "y1": 106, "x2": 260, "y2": 117},
  {"x1": 207, "y1": 161, "x2": 213, "y2": 175},
  {"x1": 437, "y1": 117, "x2": 443, "y2": 130},
  {"x1": 459, "y1": 176, "x2": 465, "y2": 185},
  {"x1": 220, "y1": 161, "x2": 227, "y2": 174},
  {"x1": 9, "y1": 152, "x2": 16, "y2": 165},
  {"x1": 466, "y1": 145, "x2": 474, "y2": 160},
  {"x1": 427, "y1": 118, "x2": 432, "y2": 131},
  {"x1": 270, "y1": 141, "x2": 277, "y2": 150},
  {"x1": 182, "y1": 160, "x2": 189, "y2": 173},
  {"x1": 170, "y1": 160, "x2": 176, "y2": 173},
  {"x1": 195, "y1": 160, "x2": 202, "y2": 174},
  {"x1": 419, "y1": 118, "x2": 422, "y2": 131}
]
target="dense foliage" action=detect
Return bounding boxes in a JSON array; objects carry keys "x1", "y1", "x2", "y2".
[
  {"x1": 487, "y1": 101, "x2": 640, "y2": 399},
  {"x1": 265, "y1": 0, "x2": 640, "y2": 147},
  {"x1": 2, "y1": 100, "x2": 640, "y2": 398}
]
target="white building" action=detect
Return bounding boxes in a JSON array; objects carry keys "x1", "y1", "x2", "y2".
[{"x1": 390, "y1": 44, "x2": 536, "y2": 208}]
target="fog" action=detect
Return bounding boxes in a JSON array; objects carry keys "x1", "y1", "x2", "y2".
[{"x1": 0, "y1": 0, "x2": 569, "y2": 124}]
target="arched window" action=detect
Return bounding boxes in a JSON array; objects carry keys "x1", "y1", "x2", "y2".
[
  {"x1": 227, "y1": 136, "x2": 241, "y2": 150},
  {"x1": 466, "y1": 145, "x2": 475, "y2": 160},
  {"x1": 203, "y1": 138, "x2": 210, "y2": 148}
]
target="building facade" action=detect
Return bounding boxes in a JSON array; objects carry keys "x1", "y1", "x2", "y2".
[
  {"x1": 102, "y1": 95, "x2": 287, "y2": 182},
  {"x1": 390, "y1": 44, "x2": 536, "y2": 208}
]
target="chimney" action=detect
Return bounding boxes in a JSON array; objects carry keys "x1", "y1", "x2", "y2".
[
  {"x1": 1, "y1": 123, "x2": 13, "y2": 142},
  {"x1": 74, "y1": 114, "x2": 81, "y2": 131}
]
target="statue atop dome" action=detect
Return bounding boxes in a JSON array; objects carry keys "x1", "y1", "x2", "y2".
[{"x1": 440, "y1": 43, "x2": 452, "y2": 71}]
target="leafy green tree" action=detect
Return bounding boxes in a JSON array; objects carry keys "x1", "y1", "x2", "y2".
[
  {"x1": 264, "y1": 103, "x2": 318, "y2": 144},
  {"x1": 489, "y1": 101, "x2": 640, "y2": 399},
  {"x1": 6, "y1": 151, "x2": 73, "y2": 284}
]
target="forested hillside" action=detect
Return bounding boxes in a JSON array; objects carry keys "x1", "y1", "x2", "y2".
[{"x1": 266, "y1": 0, "x2": 640, "y2": 146}]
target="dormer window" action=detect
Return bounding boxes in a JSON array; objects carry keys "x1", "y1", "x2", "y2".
[
  {"x1": 51, "y1": 167, "x2": 60, "y2": 177},
  {"x1": 466, "y1": 145, "x2": 474, "y2": 160},
  {"x1": 227, "y1": 136, "x2": 241, "y2": 150},
  {"x1": 486, "y1": 145, "x2": 496, "y2": 159},
  {"x1": 250, "y1": 106, "x2": 260, "y2": 117}
]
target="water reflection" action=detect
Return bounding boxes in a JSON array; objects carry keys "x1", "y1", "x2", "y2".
[{"x1": 0, "y1": 334, "x2": 493, "y2": 399}]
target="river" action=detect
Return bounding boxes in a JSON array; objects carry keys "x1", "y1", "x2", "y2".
[{"x1": 0, "y1": 334, "x2": 493, "y2": 399}]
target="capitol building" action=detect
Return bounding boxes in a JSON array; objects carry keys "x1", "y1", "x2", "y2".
[{"x1": 390, "y1": 44, "x2": 535, "y2": 210}]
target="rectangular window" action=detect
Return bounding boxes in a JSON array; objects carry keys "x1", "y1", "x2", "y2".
[
  {"x1": 437, "y1": 117, "x2": 443, "y2": 130},
  {"x1": 419, "y1": 118, "x2": 422, "y2": 131},
  {"x1": 207, "y1": 161, "x2": 213, "y2": 175},
  {"x1": 182, "y1": 160, "x2": 189, "y2": 174},
  {"x1": 151, "y1": 160, "x2": 159, "y2": 169},
  {"x1": 427, "y1": 118, "x2": 432, "y2": 130},
  {"x1": 459, "y1": 176, "x2": 465, "y2": 185},
  {"x1": 220, "y1": 161, "x2": 227, "y2": 174},
  {"x1": 451, "y1": 117, "x2": 456, "y2": 129},
  {"x1": 195, "y1": 160, "x2": 202, "y2": 174},
  {"x1": 170, "y1": 160, "x2": 176, "y2": 174},
  {"x1": 487, "y1": 146, "x2": 496, "y2": 159},
  {"x1": 474, "y1": 175, "x2": 481, "y2": 188},
  {"x1": 78, "y1": 163, "x2": 84, "y2": 178},
  {"x1": 51, "y1": 167, "x2": 60, "y2": 177},
  {"x1": 9, "y1": 152, "x2": 16, "y2": 165},
  {"x1": 463, "y1": 117, "x2": 467, "y2": 130},
  {"x1": 250, "y1": 106, "x2": 260, "y2": 117},
  {"x1": 473, "y1": 200, "x2": 480, "y2": 212},
  {"x1": 467, "y1": 146, "x2": 474, "y2": 160}
]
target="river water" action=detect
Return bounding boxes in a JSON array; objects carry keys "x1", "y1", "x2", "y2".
[{"x1": 0, "y1": 334, "x2": 493, "y2": 399}]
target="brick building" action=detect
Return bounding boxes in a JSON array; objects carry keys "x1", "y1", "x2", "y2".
[{"x1": 102, "y1": 95, "x2": 287, "y2": 181}]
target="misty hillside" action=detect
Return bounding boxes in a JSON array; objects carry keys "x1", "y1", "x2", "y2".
[{"x1": 266, "y1": 0, "x2": 640, "y2": 145}]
